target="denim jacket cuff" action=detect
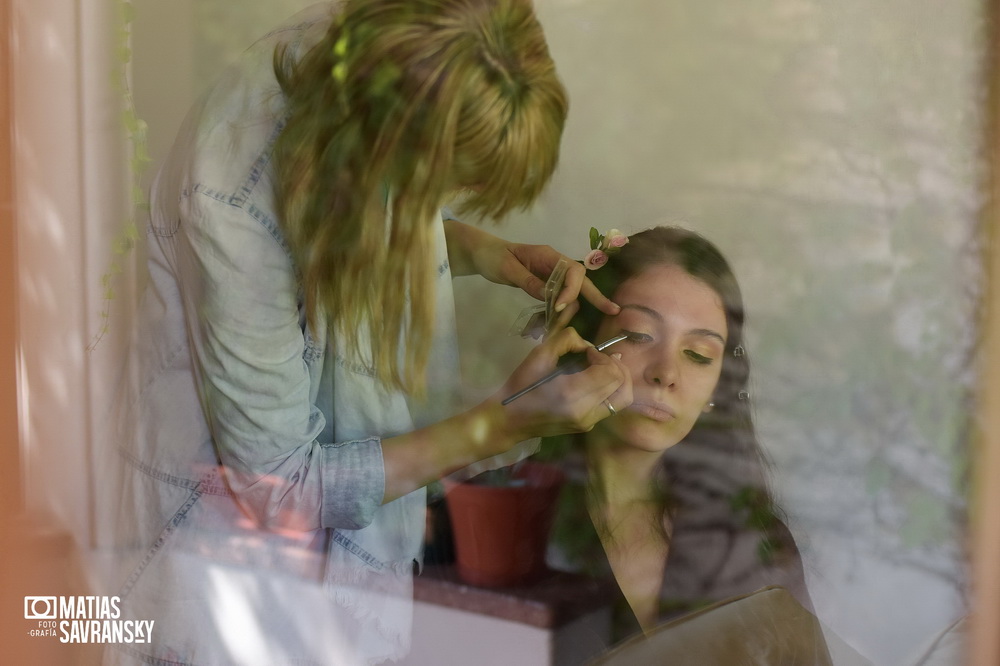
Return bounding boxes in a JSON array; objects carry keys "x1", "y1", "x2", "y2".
[{"x1": 319, "y1": 437, "x2": 385, "y2": 529}]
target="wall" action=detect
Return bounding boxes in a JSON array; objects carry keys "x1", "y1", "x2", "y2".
[
  {"x1": 550, "y1": 2, "x2": 979, "y2": 663},
  {"x1": 465, "y1": 1, "x2": 983, "y2": 662}
]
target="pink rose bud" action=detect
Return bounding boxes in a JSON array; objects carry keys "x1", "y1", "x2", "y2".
[
  {"x1": 584, "y1": 249, "x2": 609, "y2": 270},
  {"x1": 607, "y1": 234, "x2": 629, "y2": 248}
]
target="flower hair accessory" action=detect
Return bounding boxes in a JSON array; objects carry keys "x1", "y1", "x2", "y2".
[{"x1": 584, "y1": 227, "x2": 629, "y2": 270}]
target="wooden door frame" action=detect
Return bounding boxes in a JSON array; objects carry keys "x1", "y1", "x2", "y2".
[{"x1": 0, "y1": 0, "x2": 22, "y2": 520}]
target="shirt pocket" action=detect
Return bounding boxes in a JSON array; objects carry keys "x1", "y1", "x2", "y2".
[
  {"x1": 149, "y1": 187, "x2": 188, "y2": 237},
  {"x1": 150, "y1": 215, "x2": 181, "y2": 237}
]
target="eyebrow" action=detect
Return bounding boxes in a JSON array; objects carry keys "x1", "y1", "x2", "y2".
[{"x1": 619, "y1": 304, "x2": 727, "y2": 344}]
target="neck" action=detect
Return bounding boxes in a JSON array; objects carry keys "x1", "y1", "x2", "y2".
[{"x1": 583, "y1": 426, "x2": 663, "y2": 508}]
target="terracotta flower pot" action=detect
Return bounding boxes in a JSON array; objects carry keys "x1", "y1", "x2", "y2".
[{"x1": 443, "y1": 461, "x2": 565, "y2": 588}]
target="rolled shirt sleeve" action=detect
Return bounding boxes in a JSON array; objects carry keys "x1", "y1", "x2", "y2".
[{"x1": 172, "y1": 189, "x2": 386, "y2": 531}]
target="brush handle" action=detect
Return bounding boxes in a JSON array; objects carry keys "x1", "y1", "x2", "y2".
[
  {"x1": 500, "y1": 334, "x2": 627, "y2": 405},
  {"x1": 499, "y1": 366, "x2": 570, "y2": 406}
]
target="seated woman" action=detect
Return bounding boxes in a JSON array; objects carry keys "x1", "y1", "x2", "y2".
[{"x1": 538, "y1": 226, "x2": 814, "y2": 639}]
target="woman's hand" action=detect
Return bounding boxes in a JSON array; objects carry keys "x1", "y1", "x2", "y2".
[
  {"x1": 493, "y1": 303, "x2": 633, "y2": 441},
  {"x1": 444, "y1": 219, "x2": 620, "y2": 316},
  {"x1": 381, "y1": 304, "x2": 631, "y2": 501}
]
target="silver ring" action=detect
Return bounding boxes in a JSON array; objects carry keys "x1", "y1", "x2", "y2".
[{"x1": 604, "y1": 400, "x2": 617, "y2": 416}]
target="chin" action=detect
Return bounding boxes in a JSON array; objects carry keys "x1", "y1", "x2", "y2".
[{"x1": 605, "y1": 415, "x2": 686, "y2": 454}]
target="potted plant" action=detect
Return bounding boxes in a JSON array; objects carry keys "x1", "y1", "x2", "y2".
[{"x1": 442, "y1": 461, "x2": 565, "y2": 587}]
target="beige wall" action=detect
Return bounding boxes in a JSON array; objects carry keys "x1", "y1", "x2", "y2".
[{"x1": 495, "y1": 2, "x2": 983, "y2": 662}]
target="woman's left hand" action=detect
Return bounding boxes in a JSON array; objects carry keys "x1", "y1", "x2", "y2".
[{"x1": 444, "y1": 219, "x2": 620, "y2": 316}]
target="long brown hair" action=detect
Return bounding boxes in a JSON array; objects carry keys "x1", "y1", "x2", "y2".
[
  {"x1": 541, "y1": 227, "x2": 791, "y2": 555},
  {"x1": 273, "y1": 0, "x2": 568, "y2": 391}
]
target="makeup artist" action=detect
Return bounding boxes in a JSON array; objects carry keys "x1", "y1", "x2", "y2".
[{"x1": 104, "y1": 1, "x2": 629, "y2": 665}]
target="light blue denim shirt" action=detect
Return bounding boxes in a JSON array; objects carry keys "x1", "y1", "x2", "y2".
[{"x1": 106, "y1": 4, "x2": 460, "y2": 664}]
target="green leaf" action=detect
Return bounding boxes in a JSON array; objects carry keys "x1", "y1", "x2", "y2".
[
  {"x1": 333, "y1": 32, "x2": 349, "y2": 58},
  {"x1": 748, "y1": 505, "x2": 777, "y2": 530},
  {"x1": 123, "y1": 109, "x2": 138, "y2": 134},
  {"x1": 120, "y1": 1, "x2": 136, "y2": 24},
  {"x1": 589, "y1": 227, "x2": 600, "y2": 250},
  {"x1": 134, "y1": 141, "x2": 151, "y2": 164},
  {"x1": 729, "y1": 486, "x2": 755, "y2": 511},
  {"x1": 332, "y1": 62, "x2": 347, "y2": 84},
  {"x1": 756, "y1": 536, "x2": 778, "y2": 565}
]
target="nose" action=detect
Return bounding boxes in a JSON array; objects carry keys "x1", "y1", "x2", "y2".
[{"x1": 643, "y1": 347, "x2": 678, "y2": 388}]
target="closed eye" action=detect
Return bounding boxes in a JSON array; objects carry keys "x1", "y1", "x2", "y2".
[
  {"x1": 685, "y1": 350, "x2": 714, "y2": 365},
  {"x1": 623, "y1": 330, "x2": 653, "y2": 344}
]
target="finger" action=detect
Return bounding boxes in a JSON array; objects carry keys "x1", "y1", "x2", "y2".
[
  {"x1": 554, "y1": 261, "x2": 620, "y2": 315},
  {"x1": 578, "y1": 275, "x2": 620, "y2": 315},
  {"x1": 509, "y1": 325, "x2": 590, "y2": 389},
  {"x1": 557, "y1": 357, "x2": 628, "y2": 428},
  {"x1": 586, "y1": 346, "x2": 630, "y2": 398},
  {"x1": 599, "y1": 398, "x2": 618, "y2": 420},
  {"x1": 553, "y1": 261, "x2": 586, "y2": 313},
  {"x1": 545, "y1": 299, "x2": 579, "y2": 337},
  {"x1": 510, "y1": 259, "x2": 547, "y2": 301},
  {"x1": 544, "y1": 325, "x2": 592, "y2": 358},
  {"x1": 570, "y1": 347, "x2": 627, "y2": 397},
  {"x1": 600, "y1": 353, "x2": 633, "y2": 414}
]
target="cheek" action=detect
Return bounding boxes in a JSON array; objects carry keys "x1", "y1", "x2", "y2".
[
  {"x1": 608, "y1": 348, "x2": 652, "y2": 391},
  {"x1": 706, "y1": 367, "x2": 724, "y2": 398},
  {"x1": 686, "y1": 384, "x2": 717, "y2": 415},
  {"x1": 618, "y1": 352, "x2": 645, "y2": 383}
]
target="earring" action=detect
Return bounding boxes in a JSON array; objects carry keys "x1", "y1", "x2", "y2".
[
  {"x1": 733, "y1": 345, "x2": 745, "y2": 357},
  {"x1": 703, "y1": 402, "x2": 715, "y2": 413}
]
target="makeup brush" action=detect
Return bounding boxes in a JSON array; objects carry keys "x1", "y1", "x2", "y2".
[{"x1": 501, "y1": 333, "x2": 629, "y2": 405}]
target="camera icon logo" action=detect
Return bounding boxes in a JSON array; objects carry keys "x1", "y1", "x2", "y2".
[{"x1": 24, "y1": 596, "x2": 57, "y2": 620}]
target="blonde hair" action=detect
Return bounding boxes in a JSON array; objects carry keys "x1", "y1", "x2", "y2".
[{"x1": 273, "y1": 0, "x2": 568, "y2": 392}]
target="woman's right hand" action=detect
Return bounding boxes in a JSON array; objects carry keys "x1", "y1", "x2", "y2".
[
  {"x1": 382, "y1": 303, "x2": 631, "y2": 501},
  {"x1": 493, "y1": 305, "x2": 632, "y2": 442}
]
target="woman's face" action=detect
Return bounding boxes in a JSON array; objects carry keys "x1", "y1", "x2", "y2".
[{"x1": 593, "y1": 264, "x2": 727, "y2": 453}]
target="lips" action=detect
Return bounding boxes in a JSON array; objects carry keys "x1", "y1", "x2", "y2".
[{"x1": 628, "y1": 401, "x2": 675, "y2": 422}]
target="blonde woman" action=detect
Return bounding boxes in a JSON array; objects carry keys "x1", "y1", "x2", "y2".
[{"x1": 105, "y1": 2, "x2": 627, "y2": 664}]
